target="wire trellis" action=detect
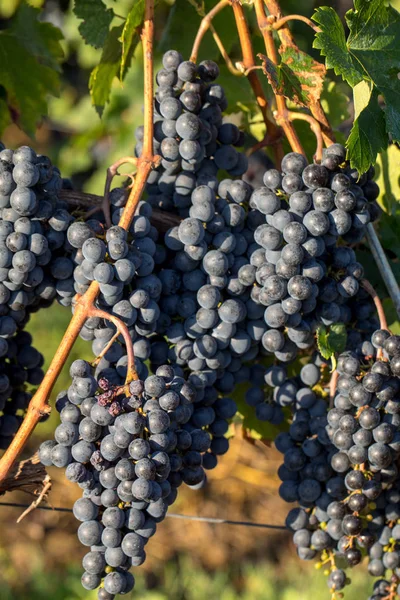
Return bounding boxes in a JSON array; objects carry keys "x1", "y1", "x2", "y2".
[
  {"x1": 0, "y1": 501, "x2": 286, "y2": 531},
  {"x1": 366, "y1": 223, "x2": 400, "y2": 318}
]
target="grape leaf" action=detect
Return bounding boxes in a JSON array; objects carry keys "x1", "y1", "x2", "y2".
[
  {"x1": 328, "y1": 323, "x2": 347, "y2": 355},
  {"x1": 89, "y1": 25, "x2": 124, "y2": 115},
  {"x1": 317, "y1": 323, "x2": 347, "y2": 370},
  {"x1": 312, "y1": 7, "x2": 363, "y2": 87},
  {"x1": 316, "y1": 325, "x2": 331, "y2": 360},
  {"x1": 320, "y1": 79, "x2": 349, "y2": 130},
  {"x1": 74, "y1": 0, "x2": 114, "y2": 49},
  {"x1": 314, "y1": 1, "x2": 400, "y2": 150},
  {"x1": 278, "y1": 45, "x2": 326, "y2": 106},
  {"x1": 0, "y1": 95, "x2": 11, "y2": 133},
  {"x1": 11, "y1": 2, "x2": 63, "y2": 71},
  {"x1": 0, "y1": 2, "x2": 63, "y2": 135},
  {"x1": 346, "y1": 82, "x2": 387, "y2": 173},
  {"x1": 159, "y1": 0, "x2": 201, "y2": 58},
  {"x1": 346, "y1": 0, "x2": 400, "y2": 142},
  {"x1": 120, "y1": 0, "x2": 145, "y2": 80},
  {"x1": 258, "y1": 54, "x2": 304, "y2": 106}
]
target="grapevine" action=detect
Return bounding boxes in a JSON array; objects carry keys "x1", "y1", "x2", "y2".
[{"x1": 0, "y1": 1, "x2": 400, "y2": 599}]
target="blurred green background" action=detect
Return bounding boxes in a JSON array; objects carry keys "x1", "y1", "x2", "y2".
[{"x1": 0, "y1": 0, "x2": 399, "y2": 598}]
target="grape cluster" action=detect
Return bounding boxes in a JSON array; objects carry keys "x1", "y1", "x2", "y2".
[
  {"x1": 245, "y1": 359, "x2": 324, "y2": 425},
  {"x1": 0, "y1": 142, "x2": 76, "y2": 448},
  {"x1": 242, "y1": 288, "x2": 379, "y2": 426},
  {"x1": 138, "y1": 49, "x2": 248, "y2": 214},
  {"x1": 69, "y1": 51, "x2": 261, "y2": 396},
  {"x1": 247, "y1": 145, "x2": 380, "y2": 360},
  {"x1": 278, "y1": 331, "x2": 400, "y2": 596},
  {"x1": 40, "y1": 360, "x2": 236, "y2": 598},
  {"x1": 0, "y1": 142, "x2": 75, "y2": 316},
  {"x1": 133, "y1": 51, "x2": 264, "y2": 392},
  {"x1": 0, "y1": 330, "x2": 44, "y2": 448}
]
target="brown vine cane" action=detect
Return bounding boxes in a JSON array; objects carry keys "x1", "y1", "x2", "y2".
[
  {"x1": 361, "y1": 279, "x2": 390, "y2": 360},
  {"x1": 190, "y1": 0, "x2": 284, "y2": 164},
  {"x1": 190, "y1": 0, "x2": 331, "y2": 164},
  {"x1": 264, "y1": 0, "x2": 335, "y2": 148},
  {"x1": 0, "y1": 0, "x2": 158, "y2": 486},
  {"x1": 190, "y1": 0, "x2": 242, "y2": 76}
]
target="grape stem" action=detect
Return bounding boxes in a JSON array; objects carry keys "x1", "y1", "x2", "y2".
[
  {"x1": 59, "y1": 189, "x2": 181, "y2": 232},
  {"x1": 190, "y1": 0, "x2": 241, "y2": 75},
  {"x1": 286, "y1": 111, "x2": 323, "y2": 162},
  {"x1": 329, "y1": 370, "x2": 339, "y2": 408},
  {"x1": 91, "y1": 330, "x2": 121, "y2": 367},
  {"x1": 100, "y1": 157, "x2": 138, "y2": 227},
  {"x1": 263, "y1": 0, "x2": 335, "y2": 147},
  {"x1": 0, "y1": 0, "x2": 157, "y2": 485},
  {"x1": 16, "y1": 474, "x2": 52, "y2": 524},
  {"x1": 254, "y1": 0, "x2": 305, "y2": 157},
  {"x1": 360, "y1": 279, "x2": 389, "y2": 359},
  {"x1": 88, "y1": 308, "x2": 138, "y2": 384},
  {"x1": 271, "y1": 14, "x2": 321, "y2": 33},
  {"x1": 230, "y1": 0, "x2": 284, "y2": 165}
]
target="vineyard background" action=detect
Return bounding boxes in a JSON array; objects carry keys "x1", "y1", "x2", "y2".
[{"x1": 1, "y1": 0, "x2": 400, "y2": 597}]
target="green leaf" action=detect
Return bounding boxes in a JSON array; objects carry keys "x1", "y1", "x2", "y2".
[
  {"x1": 11, "y1": 2, "x2": 63, "y2": 71},
  {"x1": 74, "y1": 0, "x2": 114, "y2": 49},
  {"x1": 259, "y1": 55, "x2": 305, "y2": 106},
  {"x1": 120, "y1": 0, "x2": 145, "y2": 80},
  {"x1": 0, "y1": 2, "x2": 63, "y2": 135},
  {"x1": 317, "y1": 323, "x2": 347, "y2": 369},
  {"x1": 314, "y1": 1, "x2": 400, "y2": 159},
  {"x1": 328, "y1": 323, "x2": 347, "y2": 355},
  {"x1": 0, "y1": 95, "x2": 11, "y2": 133},
  {"x1": 159, "y1": 0, "x2": 200, "y2": 58},
  {"x1": 312, "y1": 7, "x2": 363, "y2": 87},
  {"x1": 346, "y1": 83, "x2": 387, "y2": 172},
  {"x1": 89, "y1": 25, "x2": 124, "y2": 115},
  {"x1": 346, "y1": 0, "x2": 400, "y2": 142},
  {"x1": 316, "y1": 325, "x2": 331, "y2": 360}
]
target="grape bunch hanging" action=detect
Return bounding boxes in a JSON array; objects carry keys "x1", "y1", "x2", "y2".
[{"x1": 0, "y1": 1, "x2": 399, "y2": 600}]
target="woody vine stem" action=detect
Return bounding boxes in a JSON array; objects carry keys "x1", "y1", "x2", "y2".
[{"x1": 0, "y1": 0, "x2": 386, "y2": 486}]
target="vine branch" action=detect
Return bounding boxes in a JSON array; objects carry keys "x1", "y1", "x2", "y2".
[
  {"x1": 254, "y1": 0, "x2": 305, "y2": 156},
  {"x1": 88, "y1": 308, "x2": 138, "y2": 384},
  {"x1": 230, "y1": 0, "x2": 283, "y2": 165},
  {"x1": 287, "y1": 111, "x2": 323, "y2": 162},
  {"x1": 59, "y1": 189, "x2": 180, "y2": 232},
  {"x1": 361, "y1": 279, "x2": 389, "y2": 359},
  {"x1": 263, "y1": 0, "x2": 335, "y2": 147},
  {"x1": 190, "y1": 0, "x2": 241, "y2": 76},
  {"x1": 0, "y1": 0, "x2": 158, "y2": 485},
  {"x1": 271, "y1": 14, "x2": 321, "y2": 32}
]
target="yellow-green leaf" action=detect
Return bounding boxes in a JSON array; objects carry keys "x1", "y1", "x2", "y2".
[{"x1": 120, "y1": 0, "x2": 145, "y2": 80}]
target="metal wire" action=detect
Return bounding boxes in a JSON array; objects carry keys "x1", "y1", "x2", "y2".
[
  {"x1": 366, "y1": 222, "x2": 400, "y2": 319},
  {"x1": 0, "y1": 501, "x2": 286, "y2": 530}
]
